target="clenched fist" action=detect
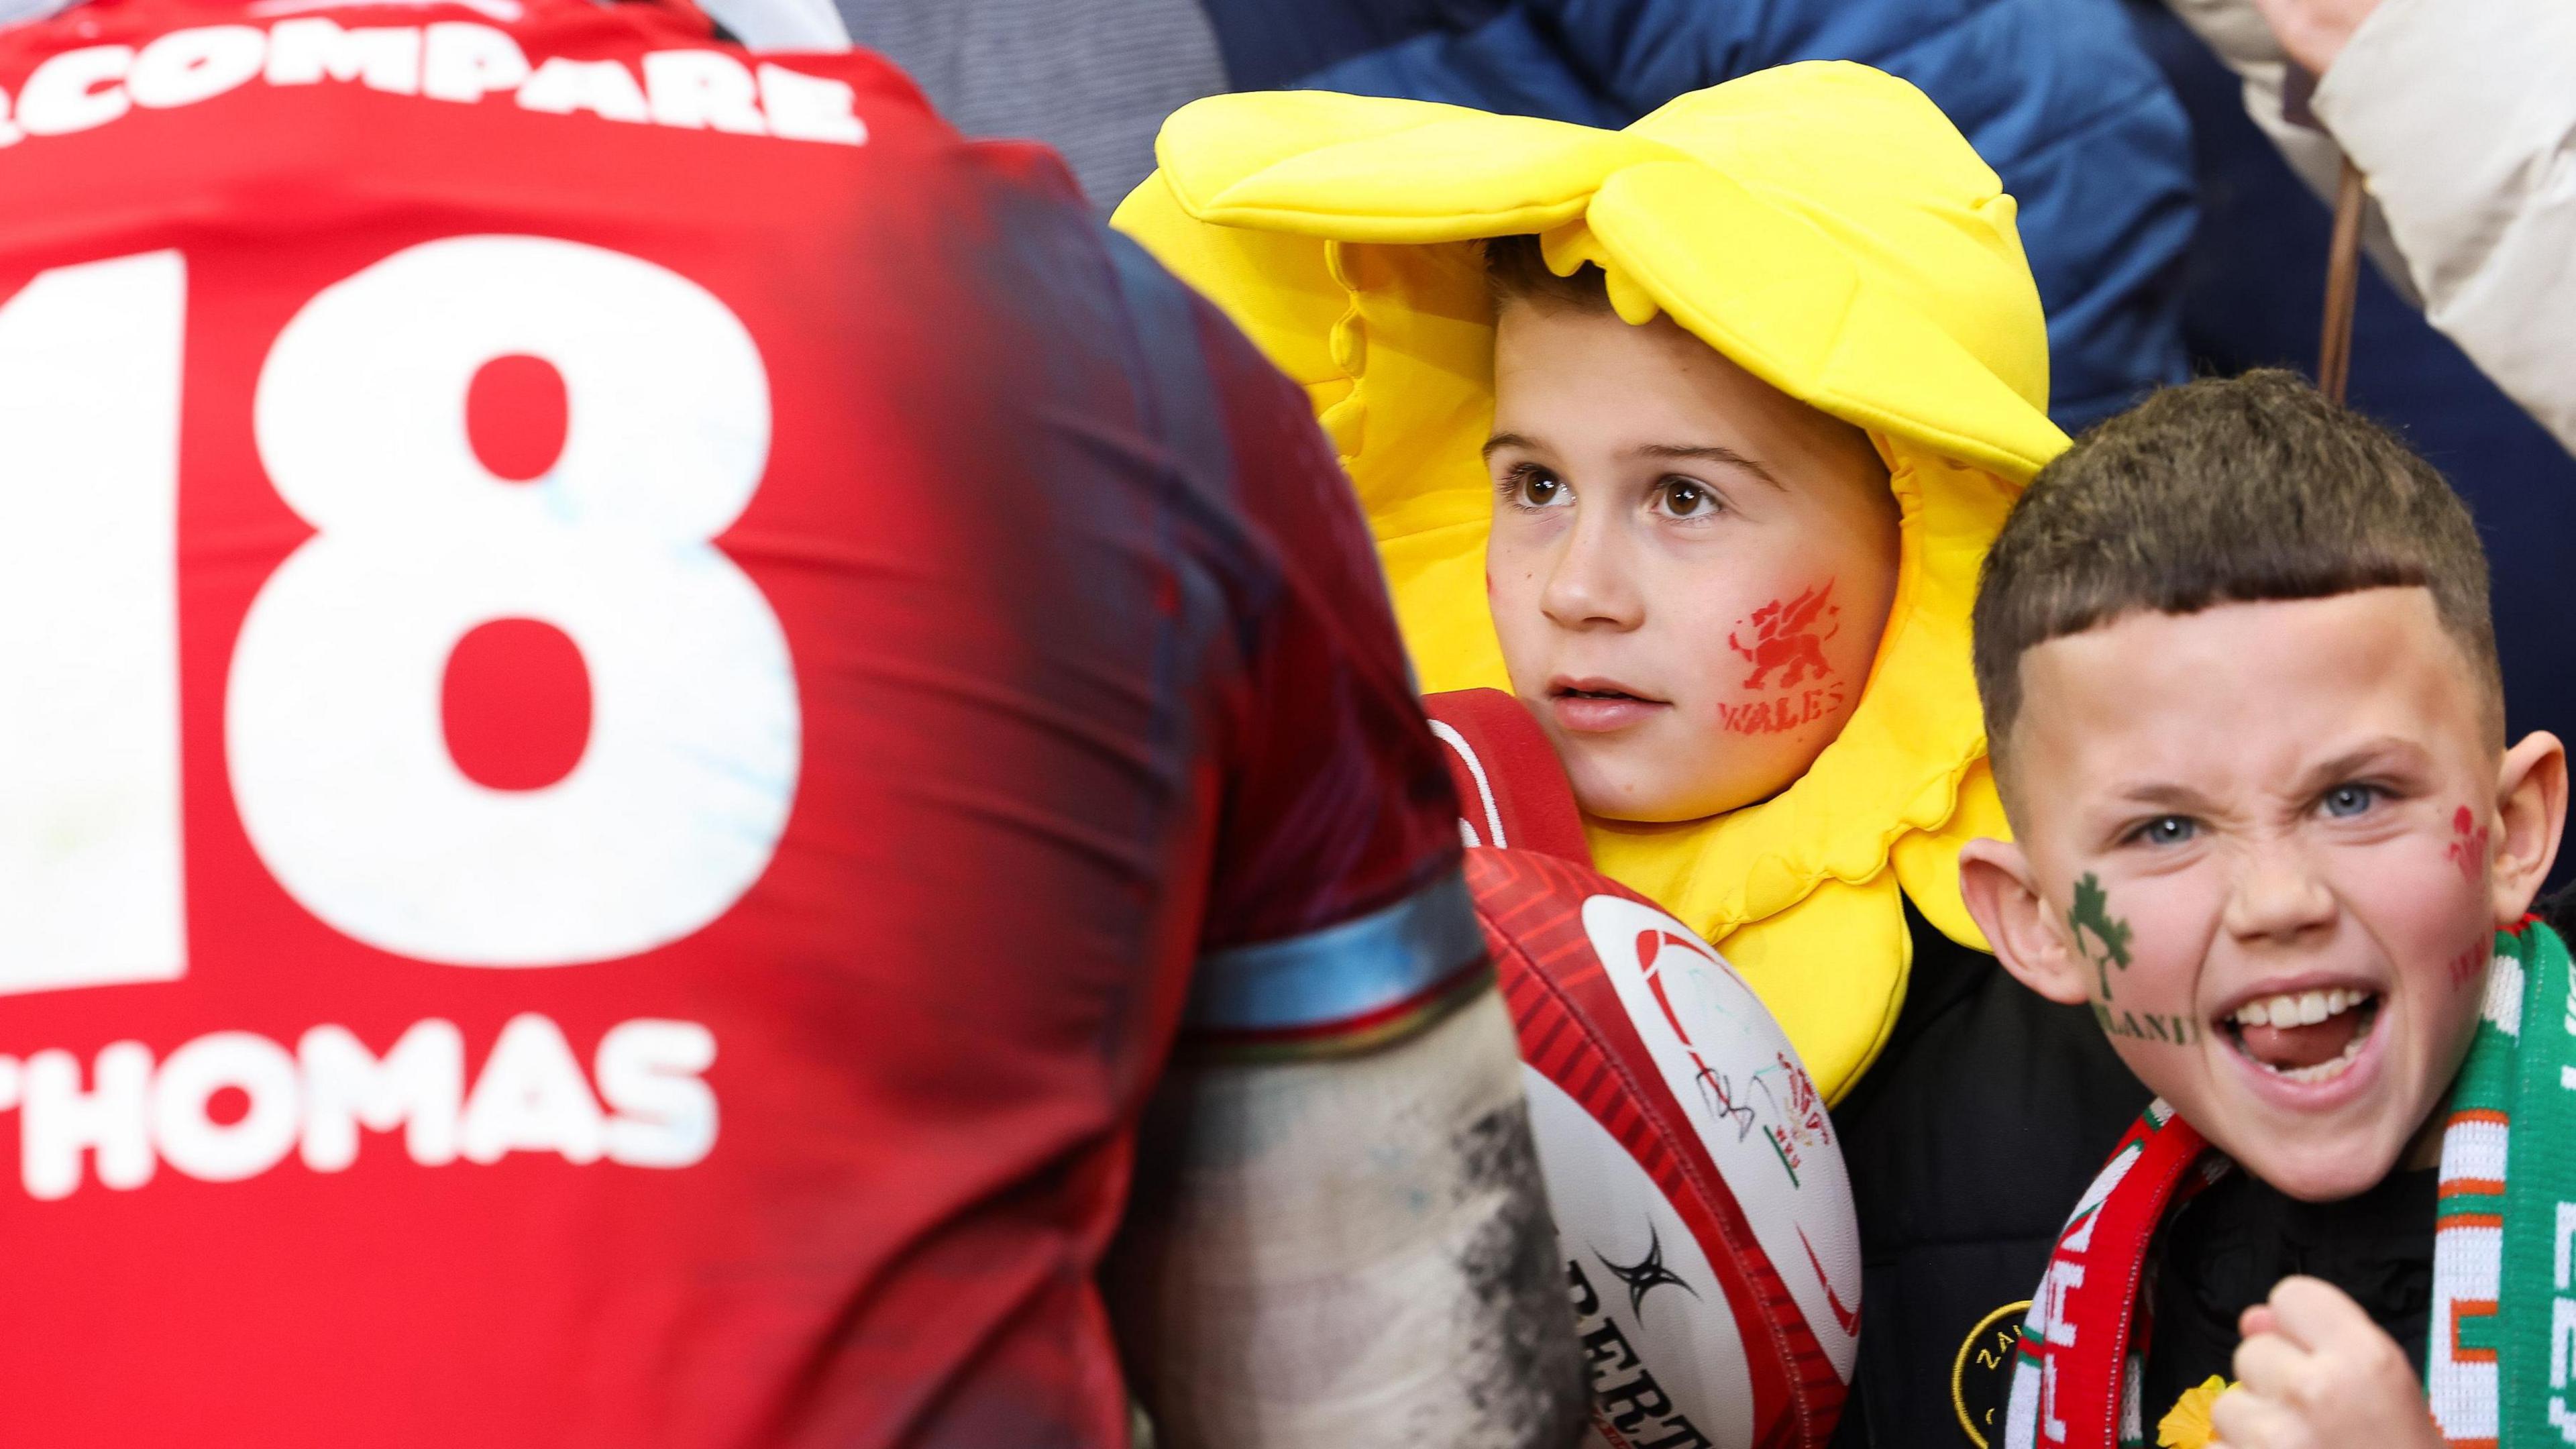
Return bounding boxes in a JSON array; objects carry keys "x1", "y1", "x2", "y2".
[{"x1": 2212, "y1": 1276, "x2": 2438, "y2": 1449}]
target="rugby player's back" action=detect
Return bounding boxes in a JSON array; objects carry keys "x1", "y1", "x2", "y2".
[{"x1": 0, "y1": 4, "x2": 1461, "y2": 1440}]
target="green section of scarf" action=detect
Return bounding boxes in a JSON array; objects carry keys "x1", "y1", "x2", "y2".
[{"x1": 2429, "y1": 919, "x2": 2576, "y2": 1445}]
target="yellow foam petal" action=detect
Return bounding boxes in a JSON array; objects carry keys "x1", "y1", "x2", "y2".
[
  {"x1": 1893, "y1": 757, "x2": 2011, "y2": 953},
  {"x1": 1711, "y1": 873, "x2": 1911, "y2": 1104}
]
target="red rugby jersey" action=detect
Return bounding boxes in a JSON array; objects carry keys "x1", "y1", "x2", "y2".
[{"x1": 0, "y1": 4, "x2": 1472, "y2": 1442}]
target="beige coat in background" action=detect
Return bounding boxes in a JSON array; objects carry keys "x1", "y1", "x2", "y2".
[{"x1": 2168, "y1": 0, "x2": 2576, "y2": 459}]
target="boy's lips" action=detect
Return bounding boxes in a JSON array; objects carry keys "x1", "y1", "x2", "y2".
[
  {"x1": 1548, "y1": 676, "x2": 1670, "y2": 733},
  {"x1": 2211, "y1": 973, "x2": 2389, "y2": 1102}
]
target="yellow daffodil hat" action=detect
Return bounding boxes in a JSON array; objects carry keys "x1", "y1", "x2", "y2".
[{"x1": 1113, "y1": 62, "x2": 2069, "y2": 1102}]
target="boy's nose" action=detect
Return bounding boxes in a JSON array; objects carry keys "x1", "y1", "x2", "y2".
[
  {"x1": 2220, "y1": 840, "x2": 2339, "y2": 945},
  {"x1": 1538, "y1": 508, "x2": 1643, "y2": 631}
]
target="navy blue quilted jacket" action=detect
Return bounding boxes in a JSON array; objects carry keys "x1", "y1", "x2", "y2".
[{"x1": 1204, "y1": 0, "x2": 2197, "y2": 431}]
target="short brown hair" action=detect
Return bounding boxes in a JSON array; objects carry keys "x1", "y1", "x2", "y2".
[
  {"x1": 1973, "y1": 369, "x2": 2500, "y2": 777},
  {"x1": 1485, "y1": 233, "x2": 1612, "y2": 313}
]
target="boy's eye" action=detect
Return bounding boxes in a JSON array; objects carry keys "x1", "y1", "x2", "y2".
[
  {"x1": 2133, "y1": 815, "x2": 2196, "y2": 847},
  {"x1": 1652, "y1": 477, "x2": 1719, "y2": 519},
  {"x1": 2321, "y1": 783, "x2": 2378, "y2": 818},
  {"x1": 1503, "y1": 464, "x2": 1570, "y2": 510}
]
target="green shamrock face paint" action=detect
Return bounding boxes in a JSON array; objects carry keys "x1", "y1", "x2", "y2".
[{"x1": 2068, "y1": 872, "x2": 2134, "y2": 1000}]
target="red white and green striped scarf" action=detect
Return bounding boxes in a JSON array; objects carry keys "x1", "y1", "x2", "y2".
[{"x1": 2002, "y1": 921, "x2": 2576, "y2": 1448}]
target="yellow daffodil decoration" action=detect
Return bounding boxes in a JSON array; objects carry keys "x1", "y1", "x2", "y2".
[
  {"x1": 2157, "y1": 1375, "x2": 2233, "y2": 1449},
  {"x1": 1113, "y1": 64, "x2": 2068, "y2": 1101}
]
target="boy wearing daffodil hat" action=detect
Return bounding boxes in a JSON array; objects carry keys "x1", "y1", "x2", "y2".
[{"x1": 1116, "y1": 66, "x2": 2148, "y2": 1439}]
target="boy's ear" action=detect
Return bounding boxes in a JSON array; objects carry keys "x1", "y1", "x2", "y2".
[
  {"x1": 2491, "y1": 731, "x2": 2569, "y2": 924},
  {"x1": 1959, "y1": 838, "x2": 2092, "y2": 1008}
]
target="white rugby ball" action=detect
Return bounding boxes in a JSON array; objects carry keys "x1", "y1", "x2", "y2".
[{"x1": 1466, "y1": 847, "x2": 1862, "y2": 1449}]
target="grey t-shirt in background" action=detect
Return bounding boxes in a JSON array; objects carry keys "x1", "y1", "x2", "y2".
[{"x1": 836, "y1": 0, "x2": 1227, "y2": 209}]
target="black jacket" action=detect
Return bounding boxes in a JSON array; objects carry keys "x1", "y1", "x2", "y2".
[{"x1": 1828, "y1": 907, "x2": 2149, "y2": 1447}]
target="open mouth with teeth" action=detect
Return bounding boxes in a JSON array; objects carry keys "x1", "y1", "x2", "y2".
[{"x1": 2223, "y1": 986, "x2": 2383, "y2": 1084}]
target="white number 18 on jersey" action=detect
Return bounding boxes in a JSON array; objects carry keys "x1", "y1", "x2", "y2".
[{"x1": 0, "y1": 235, "x2": 802, "y2": 992}]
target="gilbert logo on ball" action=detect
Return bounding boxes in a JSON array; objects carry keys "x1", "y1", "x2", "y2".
[{"x1": 1467, "y1": 848, "x2": 1862, "y2": 1449}]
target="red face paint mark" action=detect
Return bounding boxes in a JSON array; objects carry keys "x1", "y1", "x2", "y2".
[
  {"x1": 1728, "y1": 580, "x2": 1840, "y2": 690},
  {"x1": 2447, "y1": 939, "x2": 2489, "y2": 990},
  {"x1": 2446, "y1": 806, "x2": 2491, "y2": 883},
  {"x1": 1719, "y1": 684, "x2": 1847, "y2": 735}
]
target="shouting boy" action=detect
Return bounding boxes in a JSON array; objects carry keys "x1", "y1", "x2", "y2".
[{"x1": 1964, "y1": 370, "x2": 2569, "y2": 1447}]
